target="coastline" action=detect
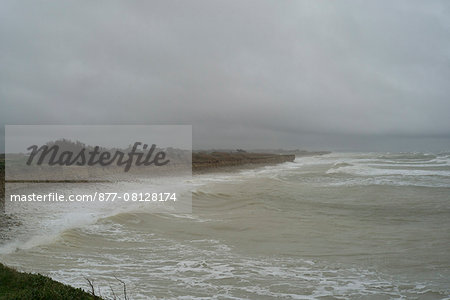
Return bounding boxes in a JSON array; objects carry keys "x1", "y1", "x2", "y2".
[
  {"x1": 192, "y1": 151, "x2": 330, "y2": 173},
  {"x1": 192, "y1": 152, "x2": 296, "y2": 173},
  {"x1": 1, "y1": 151, "x2": 447, "y2": 298},
  {"x1": 0, "y1": 151, "x2": 321, "y2": 298}
]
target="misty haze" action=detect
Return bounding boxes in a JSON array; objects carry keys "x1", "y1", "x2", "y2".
[
  {"x1": 1, "y1": 1, "x2": 449, "y2": 299},
  {"x1": 1, "y1": 1, "x2": 449, "y2": 151}
]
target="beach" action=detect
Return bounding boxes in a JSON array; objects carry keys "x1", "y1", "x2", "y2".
[{"x1": 1, "y1": 152, "x2": 449, "y2": 299}]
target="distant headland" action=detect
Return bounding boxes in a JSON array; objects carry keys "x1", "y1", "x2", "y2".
[{"x1": 192, "y1": 149, "x2": 330, "y2": 172}]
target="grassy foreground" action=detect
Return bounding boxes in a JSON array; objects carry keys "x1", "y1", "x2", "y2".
[{"x1": 0, "y1": 263, "x2": 101, "y2": 300}]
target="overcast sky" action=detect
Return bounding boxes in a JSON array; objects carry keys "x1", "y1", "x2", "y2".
[{"x1": 1, "y1": 1, "x2": 449, "y2": 152}]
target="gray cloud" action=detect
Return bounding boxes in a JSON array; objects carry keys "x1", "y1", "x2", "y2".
[{"x1": 1, "y1": 0, "x2": 450, "y2": 151}]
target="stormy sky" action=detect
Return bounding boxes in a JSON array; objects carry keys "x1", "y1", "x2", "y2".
[{"x1": 1, "y1": 1, "x2": 450, "y2": 152}]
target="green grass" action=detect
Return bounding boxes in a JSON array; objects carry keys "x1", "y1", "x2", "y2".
[{"x1": 0, "y1": 263, "x2": 101, "y2": 300}]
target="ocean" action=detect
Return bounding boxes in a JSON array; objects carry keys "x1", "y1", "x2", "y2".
[{"x1": 1, "y1": 152, "x2": 449, "y2": 299}]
